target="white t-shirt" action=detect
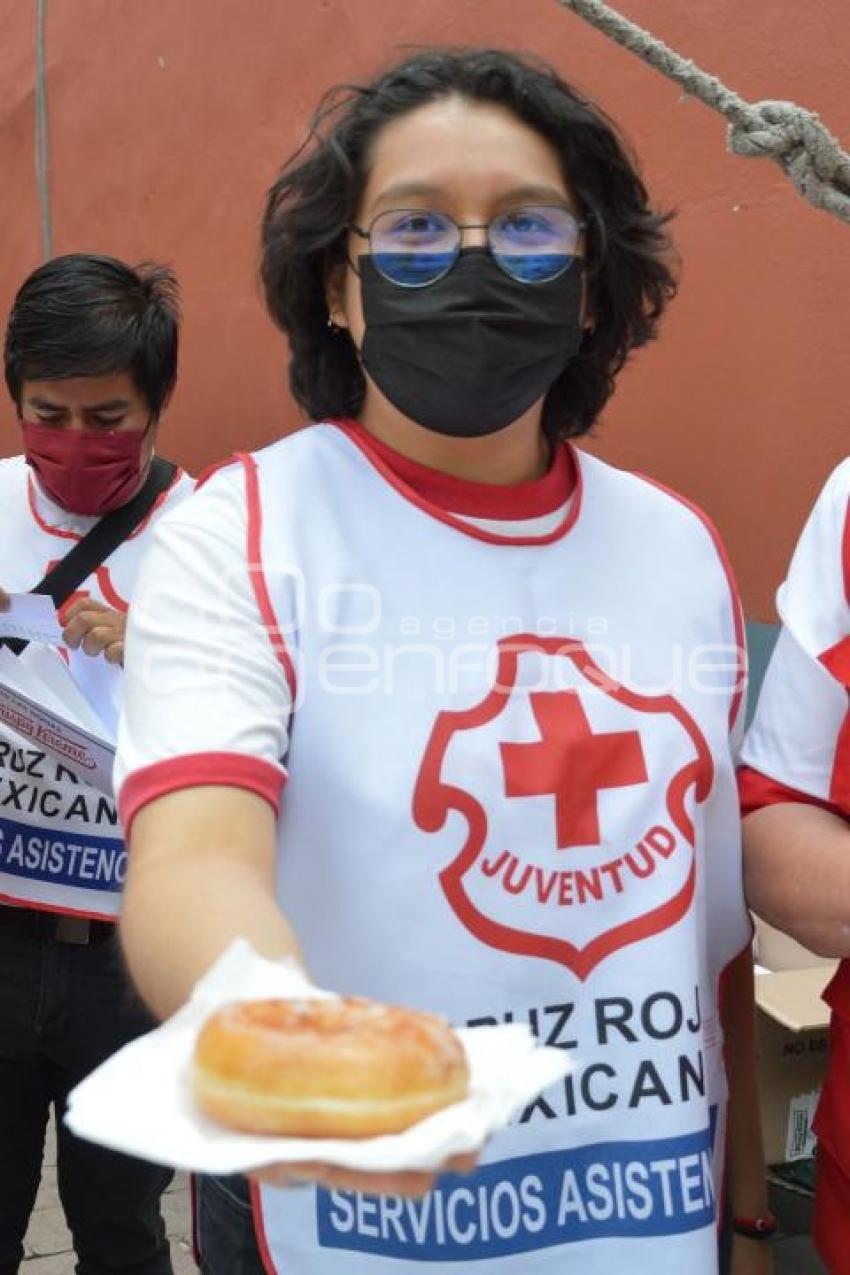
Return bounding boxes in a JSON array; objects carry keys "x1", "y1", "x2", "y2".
[
  {"x1": 0, "y1": 454, "x2": 193, "y2": 918},
  {"x1": 115, "y1": 432, "x2": 575, "y2": 809},
  {"x1": 742, "y1": 458, "x2": 850, "y2": 811},
  {"x1": 116, "y1": 421, "x2": 749, "y2": 1275}
]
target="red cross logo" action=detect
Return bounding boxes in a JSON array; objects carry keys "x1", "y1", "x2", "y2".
[
  {"x1": 500, "y1": 690, "x2": 648, "y2": 849},
  {"x1": 415, "y1": 636, "x2": 714, "y2": 978}
]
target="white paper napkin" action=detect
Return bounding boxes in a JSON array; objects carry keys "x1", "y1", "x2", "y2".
[
  {"x1": 0, "y1": 593, "x2": 62, "y2": 644},
  {"x1": 65, "y1": 940, "x2": 574, "y2": 1174}
]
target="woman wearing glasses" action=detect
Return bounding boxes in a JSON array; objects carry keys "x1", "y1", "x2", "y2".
[{"x1": 115, "y1": 49, "x2": 768, "y2": 1275}]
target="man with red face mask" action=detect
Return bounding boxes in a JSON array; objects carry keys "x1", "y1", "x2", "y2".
[{"x1": 0, "y1": 254, "x2": 192, "y2": 1275}]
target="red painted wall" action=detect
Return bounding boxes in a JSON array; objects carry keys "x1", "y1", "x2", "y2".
[{"x1": 1, "y1": 0, "x2": 849, "y2": 618}]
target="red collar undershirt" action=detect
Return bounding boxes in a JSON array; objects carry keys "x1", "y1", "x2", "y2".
[{"x1": 347, "y1": 426, "x2": 575, "y2": 520}]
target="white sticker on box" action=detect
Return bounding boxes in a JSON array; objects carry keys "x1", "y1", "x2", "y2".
[{"x1": 785, "y1": 1089, "x2": 820, "y2": 1161}]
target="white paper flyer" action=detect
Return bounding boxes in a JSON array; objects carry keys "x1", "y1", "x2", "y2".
[{"x1": 0, "y1": 645, "x2": 115, "y2": 794}]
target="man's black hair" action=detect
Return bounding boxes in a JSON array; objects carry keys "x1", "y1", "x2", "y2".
[
  {"x1": 261, "y1": 46, "x2": 677, "y2": 441},
  {"x1": 4, "y1": 253, "x2": 180, "y2": 420}
]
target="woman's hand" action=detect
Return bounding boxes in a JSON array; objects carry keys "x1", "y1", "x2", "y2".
[
  {"x1": 61, "y1": 597, "x2": 127, "y2": 665},
  {"x1": 250, "y1": 1151, "x2": 479, "y2": 1196},
  {"x1": 730, "y1": 1234, "x2": 775, "y2": 1274}
]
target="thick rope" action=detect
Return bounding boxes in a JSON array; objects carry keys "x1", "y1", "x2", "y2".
[{"x1": 555, "y1": 0, "x2": 850, "y2": 224}]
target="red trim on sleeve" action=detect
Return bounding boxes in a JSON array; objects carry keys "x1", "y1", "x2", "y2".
[
  {"x1": 635, "y1": 473, "x2": 746, "y2": 732},
  {"x1": 118, "y1": 753, "x2": 285, "y2": 835},
  {"x1": 330, "y1": 420, "x2": 584, "y2": 546},
  {"x1": 738, "y1": 764, "x2": 842, "y2": 818},
  {"x1": 236, "y1": 452, "x2": 298, "y2": 702}
]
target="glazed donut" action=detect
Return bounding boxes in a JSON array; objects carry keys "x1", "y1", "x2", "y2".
[{"x1": 192, "y1": 996, "x2": 470, "y2": 1138}]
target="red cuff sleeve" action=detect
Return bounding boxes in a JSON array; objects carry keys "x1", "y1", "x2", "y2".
[
  {"x1": 738, "y1": 764, "x2": 841, "y2": 818},
  {"x1": 119, "y1": 753, "x2": 285, "y2": 836}
]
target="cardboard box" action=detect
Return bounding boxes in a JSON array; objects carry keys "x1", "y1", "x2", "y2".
[{"x1": 755, "y1": 960, "x2": 836, "y2": 1167}]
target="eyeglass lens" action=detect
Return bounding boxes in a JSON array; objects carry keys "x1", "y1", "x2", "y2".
[{"x1": 368, "y1": 206, "x2": 582, "y2": 287}]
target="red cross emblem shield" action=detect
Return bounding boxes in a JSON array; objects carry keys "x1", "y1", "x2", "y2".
[{"x1": 413, "y1": 636, "x2": 714, "y2": 980}]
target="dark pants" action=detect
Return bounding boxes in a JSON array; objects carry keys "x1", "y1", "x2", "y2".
[
  {"x1": 0, "y1": 906, "x2": 173, "y2": 1275},
  {"x1": 195, "y1": 1174, "x2": 265, "y2": 1275},
  {"x1": 195, "y1": 1171, "x2": 733, "y2": 1274}
]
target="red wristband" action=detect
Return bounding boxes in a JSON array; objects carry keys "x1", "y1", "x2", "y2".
[{"x1": 733, "y1": 1212, "x2": 777, "y2": 1240}]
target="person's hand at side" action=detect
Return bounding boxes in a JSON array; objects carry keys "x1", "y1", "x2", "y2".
[
  {"x1": 0, "y1": 588, "x2": 9, "y2": 612},
  {"x1": 62, "y1": 597, "x2": 126, "y2": 665}
]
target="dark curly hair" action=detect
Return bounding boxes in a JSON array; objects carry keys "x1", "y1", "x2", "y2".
[
  {"x1": 261, "y1": 47, "x2": 676, "y2": 440},
  {"x1": 4, "y1": 253, "x2": 180, "y2": 421}
]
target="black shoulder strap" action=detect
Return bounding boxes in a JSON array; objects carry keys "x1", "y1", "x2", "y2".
[
  {"x1": 33, "y1": 457, "x2": 178, "y2": 608},
  {"x1": 1, "y1": 457, "x2": 178, "y2": 655}
]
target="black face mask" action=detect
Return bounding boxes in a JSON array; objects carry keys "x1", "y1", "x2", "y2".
[{"x1": 359, "y1": 248, "x2": 584, "y2": 438}]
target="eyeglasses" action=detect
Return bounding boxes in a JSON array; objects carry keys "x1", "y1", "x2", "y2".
[{"x1": 349, "y1": 205, "x2": 585, "y2": 288}]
